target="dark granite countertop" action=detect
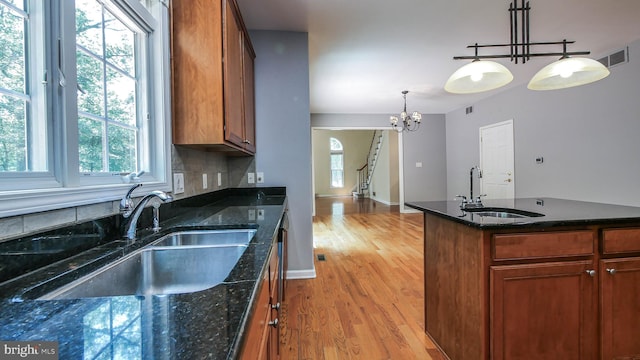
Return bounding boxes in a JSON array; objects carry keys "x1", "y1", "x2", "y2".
[
  {"x1": 0, "y1": 188, "x2": 287, "y2": 359},
  {"x1": 406, "y1": 197, "x2": 640, "y2": 229}
]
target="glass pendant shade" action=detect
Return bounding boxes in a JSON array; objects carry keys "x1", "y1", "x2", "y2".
[
  {"x1": 445, "y1": 60, "x2": 514, "y2": 94},
  {"x1": 527, "y1": 57, "x2": 610, "y2": 90}
]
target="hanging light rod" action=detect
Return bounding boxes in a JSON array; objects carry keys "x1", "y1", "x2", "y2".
[{"x1": 452, "y1": 41, "x2": 591, "y2": 61}]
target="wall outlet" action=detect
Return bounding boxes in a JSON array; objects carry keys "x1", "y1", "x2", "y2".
[
  {"x1": 173, "y1": 173, "x2": 185, "y2": 194},
  {"x1": 257, "y1": 172, "x2": 264, "y2": 184},
  {"x1": 202, "y1": 173, "x2": 208, "y2": 189},
  {"x1": 247, "y1": 172, "x2": 255, "y2": 184},
  {"x1": 217, "y1": 172, "x2": 222, "y2": 186}
]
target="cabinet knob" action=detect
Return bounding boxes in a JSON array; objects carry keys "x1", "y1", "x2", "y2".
[
  {"x1": 585, "y1": 270, "x2": 596, "y2": 277},
  {"x1": 606, "y1": 268, "x2": 617, "y2": 275},
  {"x1": 243, "y1": 139, "x2": 252, "y2": 145},
  {"x1": 268, "y1": 318, "x2": 279, "y2": 328},
  {"x1": 271, "y1": 302, "x2": 280, "y2": 310}
]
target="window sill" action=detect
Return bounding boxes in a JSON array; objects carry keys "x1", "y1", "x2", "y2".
[{"x1": 0, "y1": 181, "x2": 171, "y2": 218}]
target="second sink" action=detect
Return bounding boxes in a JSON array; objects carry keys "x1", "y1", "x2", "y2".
[
  {"x1": 464, "y1": 207, "x2": 544, "y2": 218},
  {"x1": 152, "y1": 229, "x2": 257, "y2": 247}
]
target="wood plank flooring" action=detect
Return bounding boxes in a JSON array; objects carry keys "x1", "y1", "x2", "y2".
[{"x1": 279, "y1": 197, "x2": 445, "y2": 359}]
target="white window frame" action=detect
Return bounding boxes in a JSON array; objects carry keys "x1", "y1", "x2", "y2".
[
  {"x1": 0, "y1": 0, "x2": 171, "y2": 218},
  {"x1": 330, "y1": 137, "x2": 344, "y2": 189}
]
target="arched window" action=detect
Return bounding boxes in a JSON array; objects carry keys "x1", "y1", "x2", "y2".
[{"x1": 330, "y1": 138, "x2": 344, "y2": 188}]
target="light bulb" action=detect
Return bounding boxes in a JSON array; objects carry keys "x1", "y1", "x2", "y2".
[{"x1": 470, "y1": 72, "x2": 483, "y2": 82}]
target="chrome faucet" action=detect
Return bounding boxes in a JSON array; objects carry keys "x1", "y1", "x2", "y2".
[
  {"x1": 456, "y1": 166, "x2": 486, "y2": 209},
  {"x1": 121, "y1": 185, "x2": 173, "y2": 240}
]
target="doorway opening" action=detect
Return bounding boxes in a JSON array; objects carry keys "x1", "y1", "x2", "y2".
[{"x1": 311, "y1": 127, "x2": 405, "y2": 216}]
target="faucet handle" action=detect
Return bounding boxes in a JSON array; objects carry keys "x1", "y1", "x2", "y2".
[
  {"x1": 475, "y1": 194, "x2": 487, "y2": 203},
  {"x1": 120, "y1": 183, "x2": 143, "y2": 217},
  {"x1": 455, "y1": 195, "x2": 467, "y2": 202}
]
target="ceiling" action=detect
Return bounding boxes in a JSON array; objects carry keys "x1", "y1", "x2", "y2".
[{"x1": 236, "y1": 0, "x2": 640, "y2": 115}]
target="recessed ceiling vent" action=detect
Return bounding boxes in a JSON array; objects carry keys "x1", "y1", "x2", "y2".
[{"x1": 597, "y1": 47, "x2": 629, "y2": 69}]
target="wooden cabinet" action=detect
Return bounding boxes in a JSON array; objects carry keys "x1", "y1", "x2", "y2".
[
  {"x1": 171, "y1": 0, "x2": 256, "y2": 154},
  {"x1": 600, "y1": 258, "x2": 640, "y2": 359},
  {"x1": 424, "y1": 214, "x2": 640, "y2": 360},
  {"x1": 241, "y1": 245, "x2": 280, "y2": 360},
  {"x1": 491, "y1": 261, "x2": 597, "y2": 360}
]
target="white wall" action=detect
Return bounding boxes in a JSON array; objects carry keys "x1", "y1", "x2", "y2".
[
  {"x1": 311, "y1": 113, "x2": 447, "y2": 202},
  {"x1": 446, "y1": 39, "x2": 640, "y2": 207},
  {"x1": 251, "y1": 31, "x2": 315, "y2": 277}
]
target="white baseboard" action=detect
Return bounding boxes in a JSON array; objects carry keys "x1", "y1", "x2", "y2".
[{"x1": 286, "y1": 268, "x2": 317, "y2": 280}]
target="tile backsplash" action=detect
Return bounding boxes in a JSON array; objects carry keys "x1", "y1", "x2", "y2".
[{"x1": 0, "y1": 145, "x2": 255, "y2": 242}]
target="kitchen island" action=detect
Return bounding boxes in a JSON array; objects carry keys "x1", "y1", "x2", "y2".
[
  {"x1": 406, "y1": 198, "x2": 640, "y2": 360},
  {"x1": 0, "y1": 188, "x2": 287, "y2": 359}
]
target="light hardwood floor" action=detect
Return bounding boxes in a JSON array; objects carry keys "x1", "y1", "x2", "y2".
[{"x1": 279, "y1": 197, "x2": 445, "y2": 359}]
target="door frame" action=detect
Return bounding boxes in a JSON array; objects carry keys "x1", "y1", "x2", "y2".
[
  {"x1": 310, "y1": 126, "x2": 407, "y2": 215},
  {"x1": 479, "y1": 119, "x2": 515, "y2": 199}
]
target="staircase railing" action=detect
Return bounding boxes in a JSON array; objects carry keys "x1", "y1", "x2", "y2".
[{"x1": 354, "y1": 130, "x2": 383, "y2": 197}]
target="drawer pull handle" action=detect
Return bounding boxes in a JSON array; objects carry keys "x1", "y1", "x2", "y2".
[
  {"x1": 585, "y1": 270, "x2": 596, "y2": 277},
  {"x1": 268, "y1": 318, "x2": 279, "y2": 328},
  {"x1": 606, "y1": 268, "x2": 617, "y2": 275},
  {"x1": 271, "y1": 302, "x2": 280, "y2": 310}
]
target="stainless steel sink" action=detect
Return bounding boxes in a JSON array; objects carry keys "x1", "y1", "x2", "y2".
[
  {"x1": 151, "y1": 229, "x2": 256, "y2": 247},
  {"x1": 464, "y1": 207, "x2": 544, "y2": 218},
  {"x1": 39, "y1": 245, "x2": 247, "y2": 300}
]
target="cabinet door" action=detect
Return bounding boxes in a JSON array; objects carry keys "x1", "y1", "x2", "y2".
[
  {"x1": 601, "y1": 257, "x2": 640, "y2": 360},
  {"x1": 491, "y1": 261, "x2": 596, "y2": 360},
  {"x1": 223, "y1": 0, "x2": 245, "y2": 148},
  {"x1": 242, "y1": 33, "x2": 256, "y2": 153}
]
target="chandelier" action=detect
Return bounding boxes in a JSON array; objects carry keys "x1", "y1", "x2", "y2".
[
  {"x1": 390, "y1": 90, "x2": 422, "y2": 132},
  {"x1": 444, "y1": 0, "x2": 610, "y2": 94}
]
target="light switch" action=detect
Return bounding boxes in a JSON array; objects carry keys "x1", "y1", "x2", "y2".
[
  {"x1": 202, "y1": 173, "x2": 208, "y2": 189},
  {"x1": 247, "y1": 172, "x2": 255, "y2": 184}
]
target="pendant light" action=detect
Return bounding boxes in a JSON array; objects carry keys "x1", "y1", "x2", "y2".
[
  {"x1": 528, "y1": 54, "x2": 610, "y2": 90},
  {"x1": 446, "y1": 0, "x2": 609, "y2": 94},
  {"x1": 445, "y1": 52, "x2": 513, "y2": 94}
]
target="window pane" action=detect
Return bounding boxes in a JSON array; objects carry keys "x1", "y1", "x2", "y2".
[
  {"x1": 107, "y1": 67, "x2": 136, "y2": 126},
  {"x1": 77, "y1": 1, "x2": 144, "y2": 175},
  {"x1": 76, "y1": 0, "x2": 104, "y2": 57},
  {"x1": 104, "y1": 11, "x2": 135, "y2": 75},
  {"x1": 331, "y1": 170, "x2": 343, "y2": 188},
  {"x1": 78, "y1": 116, "x2": 104, "y2": 172},
  {"x1": 0, "y1": 94, "x2": 26, "y2": 171},
  {"x1": 0, "y1": 6, "x2": 25, "y2": 93},
  {"x1": 108, "y1": 124, "x2": 136, "y2": 172},
  {"x1": 330, "y1": 154, "x2": 343, "y2": 170},
  {"x1": 77, "y1": 50, "x2": 105, "y2": 116},
  {"x1": 330, "y1": 137, "x2": 342, "y2": 151}
]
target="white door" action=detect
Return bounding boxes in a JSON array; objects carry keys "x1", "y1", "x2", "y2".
[{"x1": 479, "y1": 120, "x2": 514, "y2": 199}]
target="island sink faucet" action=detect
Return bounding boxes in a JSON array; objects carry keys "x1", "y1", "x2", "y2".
[
  {"x1": 456, "y1": 166, "x2": 486, "y2": 210},
  {"x1": 120, "y1": 184, "x2": 173, "y2": 240}
]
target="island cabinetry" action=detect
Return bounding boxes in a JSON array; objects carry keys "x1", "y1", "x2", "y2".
[
  {"x1": 490, "y1": 230, "x2": 598, "y2": 360},
  {"x1": 171, "y1": 0, "x2": 256, "y2": 154},
  {"x1": 600, "y1": 227, "x2": 640, "y2": 359},
  {"x1": 490, "y1": 261, "x2": 597, "y2": 359}
]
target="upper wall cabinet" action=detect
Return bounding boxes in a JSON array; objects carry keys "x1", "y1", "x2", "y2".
[{"x1": 171, "y1": 0, "x2": 256, "y2": 155}]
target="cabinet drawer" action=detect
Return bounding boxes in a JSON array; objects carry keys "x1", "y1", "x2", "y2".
[
  {"x1": 492, "y1": 231, "x2": 594, "y2": 260},
  {"x1": 602, "y1": 228, "x2": 640, "y2": 254}
]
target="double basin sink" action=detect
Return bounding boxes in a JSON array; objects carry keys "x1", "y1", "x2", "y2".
[{"x1": 39, "y1": 229, "x2": 256, "y2": 300}]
